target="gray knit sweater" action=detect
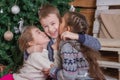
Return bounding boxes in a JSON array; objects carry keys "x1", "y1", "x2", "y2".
[{"x1": 50, "y1": 40, "x2": 94, "y2": 80}]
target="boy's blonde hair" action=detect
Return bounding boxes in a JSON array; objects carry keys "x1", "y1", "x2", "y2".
[
  {"x1": 38, "y1": 4, "x2": 62, "y2": 23},
  {"x1": 18, "y1": 26, "x2": 37, "y2": 52}
]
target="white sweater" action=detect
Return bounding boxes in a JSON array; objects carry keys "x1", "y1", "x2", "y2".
[{"x1": 13, "y1": 49, "x2": 53, "y2": 80}]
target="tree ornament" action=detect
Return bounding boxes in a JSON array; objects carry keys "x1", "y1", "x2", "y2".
[
  {"x1": 4, "y1": 26, "x2": 14, "y2": 41},
  {"x1": 4, "y1": 31, "x2": 14, "y2": 41},
  {"x1": 14, "y1": 26, "x2": 19, "y2": 34},
  {"x1": 18, "y1": 18, "x2": 24, "y2": 33},
  {"x1": 14, "y1": 18, "x2": 24, "y2": 34},
  {"x1": 11, "y1": 5, "x2": 20, "y2": 14},
  {"x1": 0, "y1": 9, "x2": 3, "y2": 13},
  {"x1": 69, "y1": 5, "x2": 75, "y2": 12}
]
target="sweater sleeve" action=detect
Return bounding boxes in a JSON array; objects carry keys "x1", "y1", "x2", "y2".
[{"x1": 78, "y1": 34, "x2": 101, "y2": 50}]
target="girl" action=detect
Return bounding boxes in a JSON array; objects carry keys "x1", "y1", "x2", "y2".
[
  {"x1": 50, "y1": 12, "x2": 105, "y2": 80},
  {"x1": 0, "y1": 26, "x2": 53, "y2": 80}
]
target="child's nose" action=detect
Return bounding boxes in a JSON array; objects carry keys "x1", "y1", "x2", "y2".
[
  {"x1": 48, "y1": 26, "x2": 55, "y2": 32},
  {"x1": 41, "y1": 32, "x2": 45, "y2": 36}
]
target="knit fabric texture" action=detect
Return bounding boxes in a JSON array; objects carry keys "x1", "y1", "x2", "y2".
[{"x1": 50, "y1": 40, "x2": 94, "y2": 80}]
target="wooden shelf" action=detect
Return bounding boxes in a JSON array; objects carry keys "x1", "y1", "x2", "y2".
[
  {"x1": 102, "y1": 68, "x2": 118, "y2": 80},
  {"x1": 99, "y1": 51, "x2": 118, "y2": 62},
  {"x1": 70, "y1": 0, "x2": 96, "y2": 8}
]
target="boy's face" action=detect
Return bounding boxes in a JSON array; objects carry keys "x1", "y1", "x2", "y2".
[
  {"x1": 40, "y1": 14, "x2": 60, "y2": 39},
  {"x1": 31, "y1": 28, "x2": 50, "y2": 45}
]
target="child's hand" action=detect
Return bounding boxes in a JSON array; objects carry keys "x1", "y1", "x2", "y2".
[
  {"x1": 42, "y1": 68, "x2": 50, "y2": 76},
  {"x1": 61, "y1": 31, "x2": 79, "y2": 40},
  {"x1": 42, "y1": 64, "x2": 54, "y2": 76},
  {"x1": 27, "y1": 45, "x2": 43, "y2": 54},
  {"x1": 50, "y1": 64, "x2": 54, "y2": 68}
]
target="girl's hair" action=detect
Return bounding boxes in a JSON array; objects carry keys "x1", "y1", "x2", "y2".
[
  {"x1": 18, "y1": 25, "x2": 37, "y2": 52},
  {"x1": 63, "y1": 12, "x2": 88, "y2": 33},
  {"x1": 62, "y1": 12, "x2": 105, "y2": 80},
  {"x1": 38, "y1": 4, "x2": 62, "y2": 23}
]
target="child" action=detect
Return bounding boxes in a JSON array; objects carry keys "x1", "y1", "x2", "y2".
[
  {"x1": 0, "y1": 26, "x2": 53, "y2": 80},
  {"x1": 50, "y1": 12, "x2": 105, "y2": 80},
  {"x1": 37, "y1": 4, "x2": 101, "y2": 62}
]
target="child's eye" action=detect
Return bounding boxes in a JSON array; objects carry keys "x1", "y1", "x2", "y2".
[
  {"x1": 37, "y1": 32, "x2": 40, "y2": 34},
  {"x1": 51, "y1": 23, "x2": 55, "y2": 26},
  {"x1": 37, "y1": 31, "x2": 41, "y2": 34},
  {"x1": 44, "y1": 25, "x2": 48, "y2": 28}
]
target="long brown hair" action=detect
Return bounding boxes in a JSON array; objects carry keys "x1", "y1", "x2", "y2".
[
  {"x1": 18, "y1": 26, "x2": 37, "y2": 52},
  {"x1": 62, "y1": 12, "x2": 105, "y2": 80}
]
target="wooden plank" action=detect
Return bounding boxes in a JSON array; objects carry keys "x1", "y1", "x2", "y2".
[
  {"x1": 101, "y1": 47, "x2": 120, "y2": 52},
  {"x1": 80, "y1": 9, "x2": 95, "y2": 25},
  {"x1": 70, "y1": 0, "x2": 96, "y2": 8},
  {"x1": 80, "y1": 9, "x2": 95, "y2": 34},
  {"x1": 98, "y1": 60, "x2": 120, "y2": 69},
  {"x1": 98, "y1": 38, "x2": 120, "y2": 49},
  {"x1": 97, "y1": 0, "x2": 120, "y2": 6}
]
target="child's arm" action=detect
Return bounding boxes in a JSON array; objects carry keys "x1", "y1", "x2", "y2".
[
  {"x1": 61, "y1": 31, "x2": 101, "y2": 50},
  {"x1": 79, "y1": 34, "x2": 101, "y2": 50}
]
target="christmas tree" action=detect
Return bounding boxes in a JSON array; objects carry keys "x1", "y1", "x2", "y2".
[{"x1": 0, "y1": 0, "x2": 73, "y2": 77}]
